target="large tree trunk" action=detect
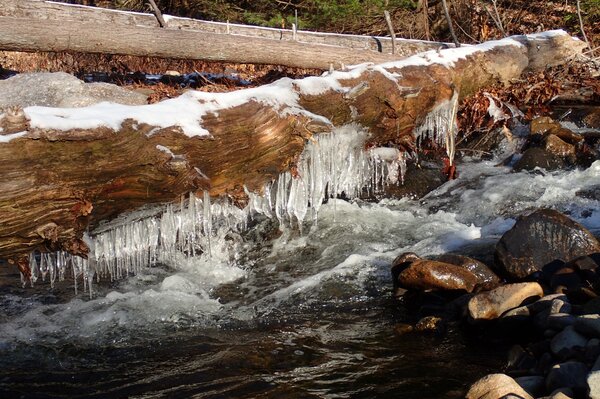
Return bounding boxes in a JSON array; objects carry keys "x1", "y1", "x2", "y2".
[
  {"x1": 0, "y1": 32, "x2": 586, "y2": 266},
  {"x1": 0, "y1": 0, "x2": 449, "y2": 70}
]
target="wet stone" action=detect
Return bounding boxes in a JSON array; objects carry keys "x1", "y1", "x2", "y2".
[
  {"x1": 543, "y1": 134, "x2": 575, "y2": 158},
  {"x1": 545, "y1": 389, "x2": 575, "y2": 399},
  {"x1": 393, "y1": 323, "x2": 414, "y2": 335},
  {"x1": 586, "y1": 339, "x2": 600, "y2": 363},
  {"x1": 587, "y1": 354, "x2": 600, "y2": 399},
  {"x1": 468, "y1": 282, "x2": 543, "y2": 320},
  {"x1": 530, "y1": 116, "x2": 560, "y2": 135},
  {"x1": 466, "y1": 373, "x2": 534, "y2": 399},
  {"x1": 546, "y1": 361, "x2": 589, "y2": 394},
  {"x1": 547, "y1": 313, "x2": 576, "y2": 330},
  {"x1": 397, "y1": 259, "x2": 478, "y2": 292},
  {"x1": 584, "y1": 109, "x2": 600, "y2": 128},
  {"x1": 513, "y1": 147, "x2": 565, "y2": 172},
  {"x1": 432, "y1": 253, "x2": 501, "y2": 291},
  {"x1": 391, "y1": 252, "x2": 420, "y2": 297},
  {"x1": 495, "y1": 209, "x2": 600, "y2": 280},
  {"x1": 529, "y1": 294, "x2": 569, "y2": 313},
  {"x1": 550, "y1": 326, "x2": 588, "y2": 359},
  {"x1": 574, "y1": 314, "x2": 600, "y2": 338},
  {"x1": 507, "y1": 345, "x2": 537, "y2": 374},
  {"x1": 550, "y1": 267, "x2": 581, "y2": 292},
  {"x1": 583, "y1": 297, "x2": 600, "y2": 315},
  {"x1": 515, "y1": 375, "x2": 545, "y2": 397},
  {"x1": 415, "y1": 316, "x2": 445, "y2": 334},
  {"x1": 552, "y1": 127, "x2": 585, "y2": 145}
]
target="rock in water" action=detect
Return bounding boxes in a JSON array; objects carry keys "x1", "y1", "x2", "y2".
[
  {"x1": 0, "y1": 72, "x2": 148, "y2": 108},
  {"x1": 495, "y1": 209, "x2": 600, "y2": 279},
  {"x1": 397, "y1": 259, "x2": 478, "y2": 292},
  {"x1": 587, "y1": 355, "x2": 600, "y2": 399},
  {"x1": 546, "y1": 361, "x2": 589, "y2": 394},
  {"x1": 513, "y1": 147, "x2": 565, "y2": 171},
  {"x1": 550, "y1": 326, "x2": 588, "y2": 359},
  {"x1": 433, "y1": 254, "x2": 501, "y2": 291},
  {"x1": 466, "y1": 373, "x2": 534, "y2": 399},
  {"x1": 468, "y1": 282, "x2": 543, "y2": 320}
]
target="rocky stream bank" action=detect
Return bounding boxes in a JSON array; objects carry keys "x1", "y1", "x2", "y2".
[{"x1": 390, "y1": 106, "x2": 600, "y2": 398}]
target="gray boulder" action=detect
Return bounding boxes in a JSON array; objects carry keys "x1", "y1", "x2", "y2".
[{"x1": 0, "y1": 72, "x2": 148, "y2": 108}]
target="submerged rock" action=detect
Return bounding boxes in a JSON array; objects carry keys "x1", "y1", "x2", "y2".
[
  {"x1": 0, "y1": 72, "x2": 148, "y2": 108},
  {"x1": 397, "y1": 259, "x2": 478, "y2": 292},
  {"x1": 495, "y1": 209, "x2": 600, "y2": 280},
  {"x1": 415, "y1": 315, "x2": 446, "y2": 333},
  {"x1": 468, "y1": 282, "x2": 543, "y2": 320},
  {"x1": 466, "y1": 373, "x2": 534, "y2": 399}
]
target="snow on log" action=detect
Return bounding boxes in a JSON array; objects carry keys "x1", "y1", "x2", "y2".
[{"x1": 0, "y1": 31, "x2": 586, "y2": 271}]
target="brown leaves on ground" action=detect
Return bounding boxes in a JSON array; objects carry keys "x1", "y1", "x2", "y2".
[{"x1": 458, "y1": 58, "x2": 600, "y2": 142}]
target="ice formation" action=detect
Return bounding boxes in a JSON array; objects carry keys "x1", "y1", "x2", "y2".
[
  {"x1": 415, "y1": 91, "x2": 459, "y2": 165},
  {"x1": 24, "y1": 124, "x2": 414, "y2": 293},
  {"x1": 24, "y1": 88, "x2": 462, "y2": 293}
]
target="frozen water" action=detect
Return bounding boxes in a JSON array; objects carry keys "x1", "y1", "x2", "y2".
[
  {"x1": 25, "y1": 124, "x2": 410, "y2": 292},
  {"x1": 415, "y1": 91, "x2": 459, "y2": 165}
]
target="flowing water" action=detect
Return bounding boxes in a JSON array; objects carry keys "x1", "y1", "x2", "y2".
[{"x1": 1, "y1": 127, "x2": 600, "y2": 398}]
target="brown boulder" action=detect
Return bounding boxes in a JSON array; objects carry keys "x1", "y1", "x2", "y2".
[
  {"x1": 543, "y1": 134, "x2": 575, "y2": 158},
  {"x1": 513, "y1": 147, "x2": 565, "y2": 172},
  {"x1": 397, "y1": 259, "x2": 478, "y2": 292},
  {"x1": 530, "y1": 116, "x2": 560, "y2": 135},
  {"x1": 468, "y1": 282, "x2": 543, "y2": 320},
  {"x1": 433, "y1": 254, "x2": 501, "y2": 291},
  {"x1": 495, "y1": 209, "x2": 600, "y2": 280}
]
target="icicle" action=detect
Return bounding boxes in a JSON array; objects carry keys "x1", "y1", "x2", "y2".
[
  {"x1": 203, "y1": 190, "x2": 212, "y2": 257},
  {"x1": 414, "y1": 91, "x2": 459, "y2": 167},
  {"x1": 29, "y1": 253, "x2": 39, "y2": 287}
]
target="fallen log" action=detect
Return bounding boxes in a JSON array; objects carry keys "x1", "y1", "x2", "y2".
[
  {"x1": 0, "y1": 0, "x2": 447, "y2": 70},
  {"x1": 0, "y1": 0, "x2": 447, "y2": 57},
  {"x1": 0, "y1": 31, "x2": 586, "y2": 270}
]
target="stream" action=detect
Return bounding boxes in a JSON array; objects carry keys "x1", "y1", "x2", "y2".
[{"x1": 1, "y1": 124, "x2": 600, "y2": 398}]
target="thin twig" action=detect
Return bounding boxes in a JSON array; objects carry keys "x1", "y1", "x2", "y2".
[
  {"x1": 384, "y1": 10, "x2": 397, "y2": 55},
  {"x1": 147, "y1": 0, "x2": 166, "y2": 28},
  {"x1": 576, "y1": 0, "x2": 591, "y2": 49},
  {"x1": 441, "y1": 0, "x2": 460, "y2": 47},
  {"x1": 491, "y1": 0, "x2": 506, "y2": 36}
]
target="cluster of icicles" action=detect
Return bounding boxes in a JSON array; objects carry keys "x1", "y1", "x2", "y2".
[{"x1": 25, "y1": 96, "x2": 459, "y2": 295}]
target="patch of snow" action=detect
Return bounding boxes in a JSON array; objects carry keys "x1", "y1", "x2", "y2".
[
  {"x1": 525, "y1": 30, "x2": 570, "y2": 39},
  {"x1": 0, "y1": 131, "x2": 27, "y2": 143},
  {"x1": 156, "y1": 145, "x2": 175, "y2": 157}
]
